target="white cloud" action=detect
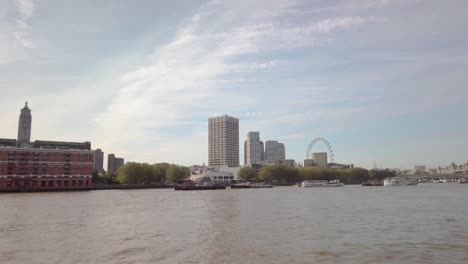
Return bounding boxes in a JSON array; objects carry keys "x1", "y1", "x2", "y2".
[{"x1": 14, "y1": 0, "x2": 35, "y2": 48}]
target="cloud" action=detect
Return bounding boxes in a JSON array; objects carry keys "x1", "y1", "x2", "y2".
[
  {"x1": 308, "y1": 16, "x2": 385, "y2": 34},
  {"x1": 14, "y1": 0, "x2": 35, "y2": 48},
  {"x1": 89, "y1": 0, "x2": 391, "y2": 164}
]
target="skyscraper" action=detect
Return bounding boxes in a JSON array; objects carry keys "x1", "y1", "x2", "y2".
[
  {"x1": 108, "y1": 154, "x2": 125, "y2": 174},
  {"x1": 93, "y1": 149, "x2": 104, "y2": 173},
  {"x1": 17, "y1": 101, "x2": 32, "y2": 146},
  {"x1": 265, "y1": 140, "x2": 286, "y2": 164},
  {"x1": 208, "y1": 115, "x2": 239, "y2": 167},
  {"x1": 244, "y1": 131, "x2": 264, "y2": 165}
]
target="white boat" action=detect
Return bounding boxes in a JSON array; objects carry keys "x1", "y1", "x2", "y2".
[
  {"x1": 383, "y1": 177, "x2": 418, "y2": 186},
  {"x1": 250, "y1": 183, "x2": 273, "y2": 188},
  {"x1": 300, "y1": 180, "x2": 344, "y2": 187},
  {"x1": 458, "y1": 178, "x2": 468, "y2": 184}
]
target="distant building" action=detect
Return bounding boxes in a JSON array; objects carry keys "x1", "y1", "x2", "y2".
[
  {"x1": 283, "y1": 159, "x2": 295, "y2": 167},
  {"x1": 115, "y1": 158, "x2": 124, "y2": 171},
  {"x1": 244, "y1": 131, "x2": 264, "y2": 166},
  {"x1": 328, "y1": 163, "x2": 354, "y2": 169},
  {"x1": 93, "y1": 149, "x2": 104, "y2": 173},
  {"x1": 189, "y1": 165, "x2": 239, "y2": 183},
  {"x1": 107, "y1": 154, "x2": 124, "y2": 174},
  {"x1": 304, "y1": 159, "x2": 316, "y2": 167},
  {"x1": 208, "y1": 115, "x2": 239, "y2": 167},
  {"x1": 17, "y1": 102, "x2": 32, "y2": 146},
  {"x1": 414, "y1": 165, "x2": 426, "y2": 173},
  {"x1": 0, "y1": 102, "x2": 93, "y2": 192},
  {"x1": 312, "y1": 152, "x2": 328, "y2": 167},
  {"x1": 264, "y1": 140, "x2": 285, "y2": 164}
]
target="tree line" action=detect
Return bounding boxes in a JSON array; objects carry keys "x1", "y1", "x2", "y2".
[
  {"x1": 239, "y1": 165, "x2": 396, "y2": 184},
  {"x1": 93, "y1": 162, "x2": 190, "y2": 184}
]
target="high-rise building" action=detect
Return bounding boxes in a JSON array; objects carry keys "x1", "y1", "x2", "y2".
[
  {"x1": 265, "y1": 140, "x2": 286, "y2": 164},
  {"x1": 244, "y1": 131, "x2": 264, "y2": 165},
  {"x1": 115, "y1": 158, "x2": 124, "y2": 172},
  {"x1": 17, "y1": 102, "x2": 32, "y2": 146},
  {"x1": 107, "y1": 154, "x2": 124, "y2": 174},
  {"x1": 93, "y1": 149, "x2": 104, "y2": 173},
  {"x1": 208, "y1": 115, "x2": 239, "y2": 167}
]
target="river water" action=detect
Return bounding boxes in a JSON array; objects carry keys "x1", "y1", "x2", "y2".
[{"x1": 1, "y1": 184, "x2": 467, "y2": 264}]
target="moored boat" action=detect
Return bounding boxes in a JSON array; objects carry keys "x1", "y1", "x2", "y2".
[
  {"x1": 362, "y1": 180, "x2": 383, "y2": 186},
  {"x1": 250, "y1": 183, "x2": 273, "y2": 188},
  {"x1": 174, "y1": 181, "x2": 226, "y2": 191},
  {"x1": 230, "y1": 183, "x2": 251, "y2": 189},
  {"x1": 383, "y1": 177, "x2": 418, "y2": 186},
  {"x1": 458, "y1": 178, "x2": 468, "y2": 184},
  {"x1": 300, "y1": 180, "x2": 344, "y2": 187},
  {"x1": 230, "y1": 182, "x2": 273, "y2": 189}
]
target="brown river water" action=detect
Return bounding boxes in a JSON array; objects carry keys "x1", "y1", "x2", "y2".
[{"x1": 1, "y1": 184, "x2": 468, "y2": 264}]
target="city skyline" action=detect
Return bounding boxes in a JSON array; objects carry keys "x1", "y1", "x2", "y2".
[{"x1": 1, "y1": 1, "x2": 468, "y2": 169}]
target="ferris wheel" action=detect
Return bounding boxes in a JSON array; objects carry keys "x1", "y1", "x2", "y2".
[{"x1": 306, "y1": 138, "x2": 334, "y2": 163}]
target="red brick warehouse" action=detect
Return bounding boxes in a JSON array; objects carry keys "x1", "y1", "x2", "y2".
[{"x1": 0, "y1": 102, "x2": 93, "y2": 192}]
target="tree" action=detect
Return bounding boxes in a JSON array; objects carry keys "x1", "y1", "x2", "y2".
[
  {"x1": 153, "y1": 163, "x2": 170, "y2": 183},
  {"x1": 259, "y1": 164, "x2": 300, "y2": 183},
  {"x1": 167, "y1": 164, "x2": 190, "y2": 182},
  {"x1": 238, "y1": 166, "x2": 257, "y2": 182}
]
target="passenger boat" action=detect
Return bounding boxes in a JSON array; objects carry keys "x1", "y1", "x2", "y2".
[
  {"x1": 250, "y1": 183, "x2": 273, "y2": 188},
  {"x1": 230, "y1": 183, "x2": 251, "y2": 189},
  {"x1": 458, "y1": 178, "x2": 468, "y2": 184},
  {"x1": 383, "y1": 177, "x2": 418, "y2": 186},
  {"x1": 300, "y1": 180, "x2": 344, "y2": 187},
  {"x1": 174, "y1": 181, "x2": 226, "y2": 191},
  {"x1": 362, "y1": 180, "x2": 383, "y2": 186},
  {"x1": 230, "y1": 182, "x2": 273, "y2": 189}
]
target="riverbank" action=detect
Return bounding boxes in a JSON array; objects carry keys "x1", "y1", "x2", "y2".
[{"x1": 0, "y1": 183, "x2": 173, "y2": 193}]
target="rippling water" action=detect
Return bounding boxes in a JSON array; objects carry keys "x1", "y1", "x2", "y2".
[{"x1": 1, "y1": 184, "x2": 468, "y2": 264}]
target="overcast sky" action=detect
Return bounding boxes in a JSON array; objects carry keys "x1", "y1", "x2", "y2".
[{"x1": 1, "y1": 0, "x2": 467, "y2": 169}]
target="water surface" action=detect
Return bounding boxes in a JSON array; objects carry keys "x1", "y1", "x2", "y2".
[{"x1": 1, "y1": 184, "x2": 467, "y2": 264}]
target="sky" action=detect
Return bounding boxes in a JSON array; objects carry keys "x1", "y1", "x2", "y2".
[{"x1": 1, "y1": 0, "x2": 468, "y2": 169}]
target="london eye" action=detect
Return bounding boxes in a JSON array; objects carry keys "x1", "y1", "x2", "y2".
[{"x1": 306, "y1": 138, "x2": 334, "y2": 163}]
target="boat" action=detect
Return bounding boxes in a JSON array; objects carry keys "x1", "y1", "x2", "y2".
[
  {"x1": 249, "y1": 183, "x2": 273, "y2": 188},
  {"x1": 362, "y1": 180, "x2": 383, "y2": 186},
  {"x1": 230, "y1": 183, "x2": 251, "y2": 189},
  {"x1": 300, "y1": 180, "x2": 344, "y2": 187},
  {"x1": 174, "y1": 181, "x2": 226, "y2": 191},
  {"x1": 458, "y1": 178, "x2": 468, "y2": 184},
  {"x1": 230, "y1": 182, "x2": 273, "y2": 189},
  {"x1": 383, "y1": 177, "x2": 418, "y2": 186}
]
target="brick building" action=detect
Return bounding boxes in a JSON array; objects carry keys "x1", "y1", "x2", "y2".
[{"x1": 0, "y1": 102, "x2": 93, "y2": 192}]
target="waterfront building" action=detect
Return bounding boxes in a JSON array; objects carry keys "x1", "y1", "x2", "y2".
[
  {"x1": 208, "y1": 115, "x2": 239, "y2": 167},
  {"x1": 264, "y1": 140, "x2": 285, "y2": 164},
  {"x1": 190, "y1": 171, "x2": 235, "y2": 183},
  {"x1": 0, "y1": 103, "x2": 93, "y2": 192},
  {"x1": 93, "y1": 149, "x2": 104, "y2": 173},
  {"x1": 107, "y1": 154, "x2": 124, "y2": 174},
  {"x1": 244, "y1": 131, "x2": 264, "y2": 166}
]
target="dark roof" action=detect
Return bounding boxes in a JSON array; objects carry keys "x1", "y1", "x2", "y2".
[{"x1": 0, "y1": 138, "x2": 17, "y2": 147}]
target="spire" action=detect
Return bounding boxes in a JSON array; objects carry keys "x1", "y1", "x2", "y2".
[{"x1": 23, "y1": 101, "x2": 29, "y2": 109}]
